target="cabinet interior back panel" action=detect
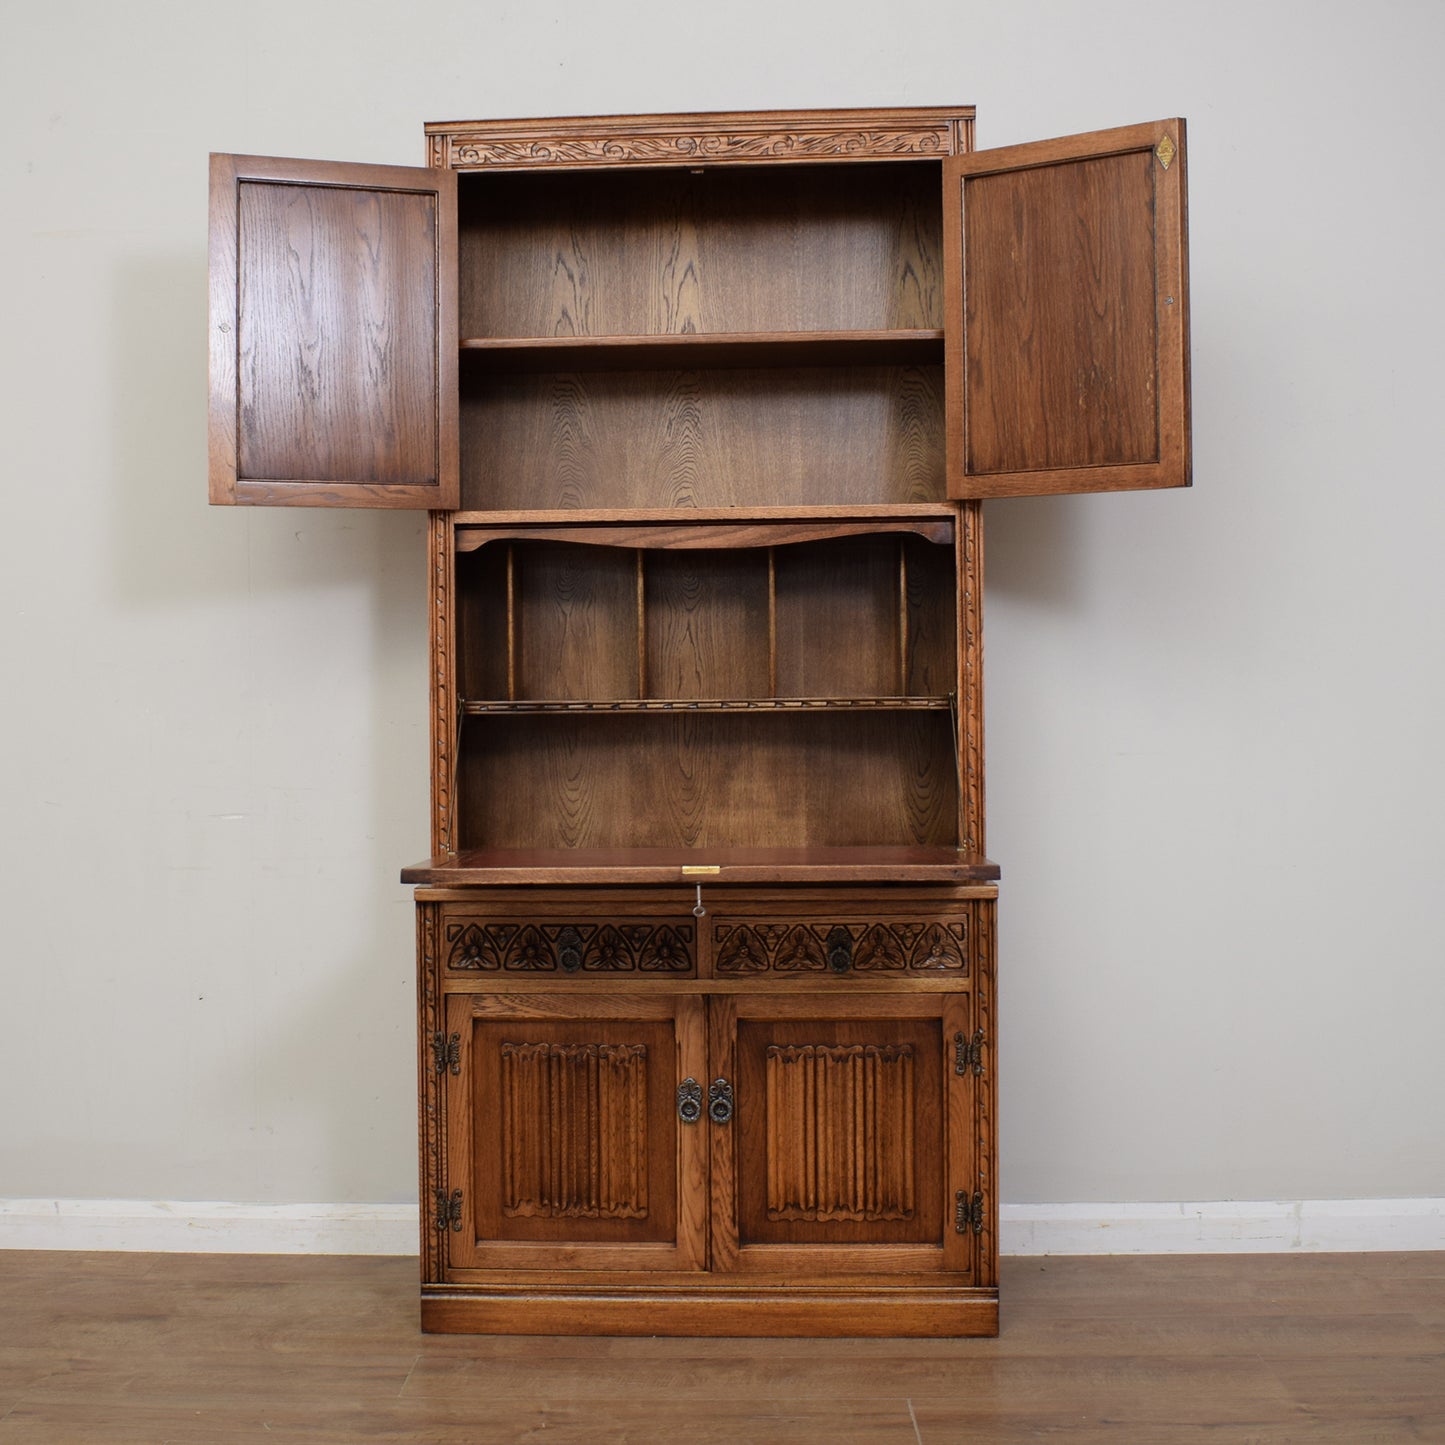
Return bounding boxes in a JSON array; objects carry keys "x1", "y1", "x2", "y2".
[
  {"x1": 236, "y1": 180, "x2": 439, "y2": 484},
  {"x1": 458, "y1": 163, "x2": 944, "y2": 338},
  {"x1": 460, "y1": 365, "x2": 945, "y2": 509},
  {"x1": 457, "y1": 714, "x2": 959, "y2": 850},
  {"x1": 643, "y1": 552, "x2": 772, "y2": 699}
]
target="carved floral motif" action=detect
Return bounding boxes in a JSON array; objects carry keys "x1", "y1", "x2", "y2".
[
  {"x1": 446, "y1": 919, "x2": 694, "y2": 973},
  {"x1": 441, "y1": 127, "x2": 949, "y2": 169},
  {"x1": 713, "y1": 919, "x2": 966, "y2": 974}
]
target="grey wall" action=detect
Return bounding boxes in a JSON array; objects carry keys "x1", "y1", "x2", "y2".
[{"x1": 2, "y1": 0, "x2": 1441, "y2": 1207}]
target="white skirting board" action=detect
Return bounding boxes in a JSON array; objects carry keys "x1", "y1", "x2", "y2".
[{"x1": 2, "y1": 1198, "x2": 1443, "y2": 1255}]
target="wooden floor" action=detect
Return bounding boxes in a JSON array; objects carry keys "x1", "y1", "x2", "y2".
[{"x1": 0, "y1": 1252, "x2": 1441, "y2": 1442}]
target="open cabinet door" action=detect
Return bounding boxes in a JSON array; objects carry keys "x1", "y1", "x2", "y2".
[
  {"x1": 945, "y1": 119, "x2": 1189, "y2": 498},
  {"x1": 209, "y1": 154, "x2": 458, "y2": 507}
]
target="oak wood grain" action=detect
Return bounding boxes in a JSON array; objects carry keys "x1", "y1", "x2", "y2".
[
  {"x1": 209, "y1": 153, "x2": 458, "y2": 509},
  {"x1": 944, "y1": 119, "x2": 1190, "y2": 498},
  {"x1": 454, "y1": 713, "x2": 958, "y2": 852},
  {"x1": 458, "y1": 163, "x2": 943, "y2": 339},
  {"x1": 460, "y1": 364, "x2": 945, "y2": 510}
]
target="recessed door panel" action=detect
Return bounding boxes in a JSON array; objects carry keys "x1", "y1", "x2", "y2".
[
  {"x1": 945, "y1": 119, "x2": 1189, "y2": 497},
  {"x1": 210, "y1": 153, "x2": 458, "y2": 508}
]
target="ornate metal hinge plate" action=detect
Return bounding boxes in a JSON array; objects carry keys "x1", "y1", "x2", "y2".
[
  {"x1": 954, "y1": 1029, "x2": 986, "y2": 1077},
  {"x1": 955, "y1": 1189, "x2": 985, "y2": 1236},
  {"x1": 435, "y1": 1188, "x2": 462, "y2": 1233},
  {"x1": 432, "y1": 1031, "x2": 461, "y2": 1075}
]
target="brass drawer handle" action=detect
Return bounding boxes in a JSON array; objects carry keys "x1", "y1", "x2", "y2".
[{"x1": 826, "y1": 925, "x2": 853, "y2": 974}]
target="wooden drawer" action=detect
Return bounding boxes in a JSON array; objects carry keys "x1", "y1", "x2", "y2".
[
  {"x1": 441, "y1": 914, "x2": 697, "y2": 976},
  {"x1": 709, "y1": 914, "x2": 969, "y2": 978}
]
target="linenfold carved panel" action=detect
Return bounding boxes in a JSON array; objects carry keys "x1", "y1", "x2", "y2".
[
  {"x1": 500, "y1": 1042, "x2": 649, "y2": 1220},
  {"x1": 765, "y1": 1043, "x2": 917, "y2": 1222},
  {"x1": 714, "y1": 919, "x2": 966, "y2": 974},
  {"x1": 446, "y1": 919, "x2": 694, "y2": 973}
]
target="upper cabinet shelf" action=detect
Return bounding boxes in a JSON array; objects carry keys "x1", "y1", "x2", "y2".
[{"x1": 459, "y1": 329, "x2": 945, "y2": 372}]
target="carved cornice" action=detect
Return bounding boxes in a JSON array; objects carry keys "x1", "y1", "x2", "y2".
[{"x1": 434, "y1": 123, "x2": 955, "y2": 171}]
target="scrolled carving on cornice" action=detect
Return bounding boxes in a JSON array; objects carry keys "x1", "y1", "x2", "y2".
[{"x1": 443, "y1": 127, "x2": 950, "y2": 169}]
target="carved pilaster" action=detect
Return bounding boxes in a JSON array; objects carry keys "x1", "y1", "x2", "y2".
[
  {"x1": 429, "y1": 511, "x2": 455, "y2": 856},
  {"x1": 973, "y1": 898, "x2": 997, "y2": 1285},
  {"x1": 959, "y1": 501, "x2": 985, "y2": 856},
  {"x1": 417, "y1": 902, "x2": 447, "y2": 1281}
]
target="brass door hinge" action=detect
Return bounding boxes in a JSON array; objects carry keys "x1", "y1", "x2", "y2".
[
  {"x1": 432, "y1": 1031, "x2": 460, "y2": 1075},
  {"x1": 954, "y1": 1028, "x2": 986, "y2": 1077},
  {"x1": 435, "y1": 1188, "x2": 462, "y2": 1233},
  {"x1": 955, "y1": 1189, "x2": 985, "y2": 1235}
]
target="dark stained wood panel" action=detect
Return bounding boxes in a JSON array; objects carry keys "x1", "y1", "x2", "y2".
[
  {"x1": 773, "y1": 539, "x2": 903, "y2": 697},
  {"x1": 458, "y1": 164, "x2": 943, "y2": 339},
  {"x1": 455, "y1": 713, "x2": 959, "y2": 852},
  {"x1": 944, "y1": 119, "x2": 1189, "y2": 497},
  {"x1": 460, "y1": 365, "x2": 945, "y2": 510},
  {"x1": 209, "y1": 154, "x2": 457, "y2": 508},
  {"x1": 512, "y1": 543, "x2": 638, "y2": 699},
  {"x1": 644, "y1": 551, "x2": 772, "y2": 699}
]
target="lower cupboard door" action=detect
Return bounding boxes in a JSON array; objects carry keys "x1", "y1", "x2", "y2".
[
  {"x1": 443, "y1": 994, "x2": 708, "y2": 1272},
  {"x1": 709, "y1": 993, "x2": 976, "y2": 1276}
]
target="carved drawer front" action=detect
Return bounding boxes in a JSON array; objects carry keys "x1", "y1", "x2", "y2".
[
  {"x1": 712, "y1": 916, "x2": 967, "y2": 978},
  {"x1": 445, "y1": 917, "x2": 696, "y2": 976}
]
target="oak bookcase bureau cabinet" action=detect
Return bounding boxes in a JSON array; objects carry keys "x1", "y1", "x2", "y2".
[{"x1": 207, "y1": 107, "x2": 1190, "y2": 1336}]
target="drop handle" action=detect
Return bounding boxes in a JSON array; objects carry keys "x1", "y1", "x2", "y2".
[
  {"x1": 677, "y1": 1078, "x2": 703, "y2": 1124},
  {"x1": 708, "y1": 1077, "x2": 734, "y2": 1125}
]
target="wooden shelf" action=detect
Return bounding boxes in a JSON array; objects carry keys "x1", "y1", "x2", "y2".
[
  {"x1": 402, "y1": 846, "x2": 999, "y2": 887},
  {"x1": 459, "y1": 329, "x2": 945, "y2": 372},
  {"x1": 460, "y1": 696, "x2": 954, "y2": 716},
  {"x1": 455, "y1": 517, "x2": 954, "y2": 551}
]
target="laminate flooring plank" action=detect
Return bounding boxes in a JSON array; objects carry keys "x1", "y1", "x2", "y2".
[
  {"x1": 912, "y1": 1417, "x2": 1443, "y2": 1444},
  {"x1": 0, "y1": 1251, "x2": 1442, "y2": 1442},
  {"x1": 0, "y1": 1397, "x2": 919, "y2": 1444}
]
